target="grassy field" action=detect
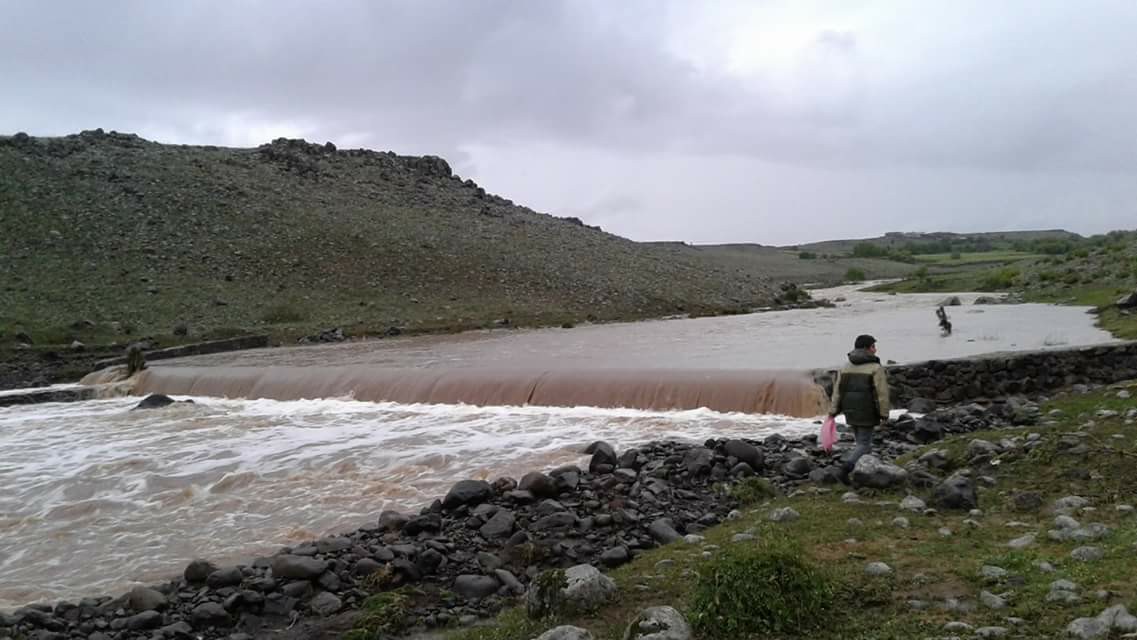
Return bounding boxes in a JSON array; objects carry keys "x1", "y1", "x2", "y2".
[
  {"x1": 912, "y1": 251, "x2": 1044, "y2": 266},
  {"x1": 436, "y1": 386, "x2": 1137, "y2": 640},
  {"x1": 863, "y1": 231, "x2": 1137, "y2": 340}
]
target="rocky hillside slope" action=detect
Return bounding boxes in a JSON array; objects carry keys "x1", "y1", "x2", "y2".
[{"x1": 1, "y1": 130, "x2": 787, "y2": 346}]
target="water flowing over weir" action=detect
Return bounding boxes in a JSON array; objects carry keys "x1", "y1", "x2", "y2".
[{"x1": 129, "y1": 366, "x2": 829, "y2": 417}]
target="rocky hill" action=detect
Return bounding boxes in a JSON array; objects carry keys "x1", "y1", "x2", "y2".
[{"x1": 0, "y1": 130, "x2": 792, "y2": 347}]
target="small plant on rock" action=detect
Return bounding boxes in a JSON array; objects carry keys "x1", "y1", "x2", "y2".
[
  {"x1": 345, "y1": 591, "x2": 410, "y2": 640},
  {"x1": 691, "y1": 537, "x2": 835, "y2": 638},
  {"x1": 730, "y1": 477, "x2": 778, "y2": 505}
]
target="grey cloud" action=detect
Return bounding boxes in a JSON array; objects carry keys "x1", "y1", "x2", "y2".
[{"x1": 1, "y1": 1, "x2": 1135, "y2": 243}]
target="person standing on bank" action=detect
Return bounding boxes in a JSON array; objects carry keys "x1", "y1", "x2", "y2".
[{"x1": 828, "y1": 334, "x2": 891, "y2": 481}]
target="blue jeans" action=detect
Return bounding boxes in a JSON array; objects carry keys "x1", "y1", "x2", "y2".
[{"x1": 843, "y1": 426, "x2": 875, "y2": 472}]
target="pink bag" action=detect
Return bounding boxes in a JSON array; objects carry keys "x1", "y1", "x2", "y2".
[{"x1": 820, "y1": 416, "x2": 838, "y2": 452}]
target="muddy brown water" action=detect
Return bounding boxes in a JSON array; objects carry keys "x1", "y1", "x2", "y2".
[{"x1": 0, "y1": 286, "x2": 1115, "y2": 608}]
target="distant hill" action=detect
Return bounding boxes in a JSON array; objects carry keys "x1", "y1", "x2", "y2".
[
  {"x1": 789, "y1": 230, "x2": 1082, "y2": 257},
  {"x1": 646, "y1": 243, "x2": 918, "y2": 284},
  {"x1": 1, "y1": 130, "x2": 796, "y2": 346}
]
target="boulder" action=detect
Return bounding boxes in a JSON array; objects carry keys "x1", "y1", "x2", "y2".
[
  {"x1": 206, "y1": 566, "x2": 243, "y2": 589},
  {"x1": 939, "y1": 296, "x2": 962, "y2": 306},
  {"x1": 190, "y1": 602, "x2": 232, "y2": 629},
  {"x1": 851, "y1": 455, "x2": 908, "y2": 489},
  {"x1": 309, "y1": 592, "x2": 342, "y2": 616},
  {"x1": 378, "y1": 510, "x2": 410, "y2": 532},
  {"x1": 648, "y1": 518, "x2": 682, "y2": 544},
  {"x1": 184, "y1": 559, "x2": 218, "y2": 584},
  {"x1": 907, "y1": 398, "x2": 937, "y2": 414},
  {"x1": 480, "y1": 509, "x2": 516, "y2": 539},
  {"x1": 722, "y1": 440, "x2": 764, "y2": 470},
  {"x1": 403, "y1": 513, "x2": 442, "y2": 535},
  {"x1": 519, "y1": 472, "x2": 560, "y2": 499},
  {"x1": 129, "y1": 586, "x2": 167, "y2": 612},
  {"x1": 454, "y1": 574, "x2": 501, "y2": 601},
  {"x1": 534, "y1": 626, "x2": 595, "y2": 640},
  {"x1": 932, "y1": 474, "x2": 978, "y2": 510},
  {"x1": 124, "y1": 610, "x2": 163, "y2": 631},
  {"x1": 1116, "y1": 291, "x2": 1137, "y2": 309},
  {"x1": 526, "y1": 565, "x2": 616, "y2": 619},
  {"x1": 622, "y1": 606, "x2": 692, "y2": 640},
  {"x1": 443, "y1": 479, "x2": 493, "y2": 510},
  {"x1": 682, "y1": 448, "x2": 714, "y2": 475},
  {"x1": 586, "y1": 441, "x2": 618, "y2": 473},
  {"x1": 271, "y1": 555, "x2": 328, "y2": 580}
]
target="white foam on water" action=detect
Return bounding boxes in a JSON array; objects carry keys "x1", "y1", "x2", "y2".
[{"x1": 0, "y1": 395, "x2": 816, "y2": 609}]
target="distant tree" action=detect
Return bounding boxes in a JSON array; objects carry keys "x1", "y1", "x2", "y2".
[
  {"x1": 798, "y1": 251, "x2": 817, "y2": 260},
  {"x1": 845, "y1": 267, "x2": 867, "y2": 282},
  {"x1": 851, "y1": 243, "x2": 887, "y2": 258}
]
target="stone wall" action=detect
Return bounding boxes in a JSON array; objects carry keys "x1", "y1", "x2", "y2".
[
  {"x1": 93, "y1": 335, "x2": 270, "y2": 370},
  {"x1": 817, "y1": 342, "x2": 1137, "y2": 409}
]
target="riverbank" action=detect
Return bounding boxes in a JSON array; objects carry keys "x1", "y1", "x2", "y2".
[{"x1": 9, "y1": 382, "x2": 1134, "y2": 640}]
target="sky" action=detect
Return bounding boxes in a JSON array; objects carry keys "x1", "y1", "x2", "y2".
[{"x1": 2, "y1": 0, "x2": 1135, "y2": 245}]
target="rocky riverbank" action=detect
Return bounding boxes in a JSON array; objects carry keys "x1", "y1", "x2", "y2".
[{"x1": 0, "y1": 390, "x2": 1054, "y2": 640}]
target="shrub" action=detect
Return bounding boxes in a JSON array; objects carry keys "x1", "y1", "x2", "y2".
[
  {"x1": 344, "y1": 591, "x2": 410, "y2": 640},
  {"x1": 981, "y1": 268, "x2": 1019, "y2": 290},
  {"x1": 691, "y1": 538, "x2": 836, "y2": 638},
  {"x1": 844, "y1": 268, "x2": 866, "y2": 282},
  {"x1": 851, "y1": 243, "x2": 887, "y2": 258},
  {"x1": 950, "y1": 251, "x2": 962, "y2": 260},
  {"x1": 730, "y1": 477, "x2": 777, "y2": 505},
  {"x1": 914, "y1": 265, "x2": 929, "y2": 280},
  {"x1": 798, "y1": 251, "x2": 817, "y2": 260}
]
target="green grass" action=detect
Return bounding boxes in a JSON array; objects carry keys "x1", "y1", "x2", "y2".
[
  {"x1": 913, "y1": 251, "x2": 1044, "y2": 265},
  {"x1": 446, "y1": 386, "x2": 1137, "y2": 639}
]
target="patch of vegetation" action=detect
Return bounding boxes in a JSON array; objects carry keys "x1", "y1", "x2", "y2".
[
  {"x1": 344, "y1": 591, "x2": 411, "y2": 640},
  {"x1": 844, "y1": 267, "x2": 866, "y2": 282},
  {"x1": 690, "y1": 537, "x2": 835, "y2": 638},
  {"x1": 729, "y1": 476, "x2": 778, "y2": 505}
]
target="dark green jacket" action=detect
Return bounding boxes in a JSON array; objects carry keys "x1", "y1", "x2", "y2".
[{"x1": 829, "y1": 349, "x2": 891, "y2": 427}]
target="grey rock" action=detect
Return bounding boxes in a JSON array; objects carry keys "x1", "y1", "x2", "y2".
[
  {"x1": 533, "y1": 511, "x2": 578, "y2": 531},
  {"x1": 124, "y1": 610, "x2": 162, "y2": 631},
  {"x1": 190, "y1": 602, "x2": 232, "y2": 629},
  {"x1": 851, "y1": 455, "x2": 908, "y2": 489},
  {"x1": 682, "y1": 448, "x2": 714, "y2": 475},
  {"x1": 353, "y1": 558, "x2": 384, "y2": 577},
  {"x1": 526, "y1": 564, "x2": 617, "y2": 618},
  {"x1": 980, "y1": 590, "x2": 1007, "y2": 609},
  {"x1": 378, "y1": 510, "x2": 409, "y2": 532},
  {"x1": 944, "y1": 621, "x2": 973, "y2": 632},
  {"x1": 271, "y1": 555, "x2": 328, "y2": 580},
  {"x1": 480, "y1": 508, "x2": 516, "y2": 539},
  {"x1": 1098, "y1": 605, "x2": 1137, "y2": 632},
  {"x1": 648, "y1": 518, "x2": 682, "y2": 544},
  {"x1": 586, "y1": 441, "x2": 618, "y2": 473},
  {"x1": 892, "y1": 516, "x2": 910, "y2": 529},
  {"x1": 1006, "y1": 533, "x2": 1036, "y2": 550},
  {"x1": 967, "y1": 439, "x2": 1000, "y2": 458},
  {"x1": 1071, "y1": 546, "x2": 1104, "y2": 562},
  {"x1": 731, "y1": 533, "x2": 756, "y2": 543},
  {"x1": 316, "y1": 537, "x2": 351, "y2": 554},
  {"x1": 975, "y1": 627, "x2": 1008, "y2": 638},
  {"x1": 128, "y1": 586, "x2": 167, "y2": 612},
  {"x1": 768, "y1": 507, "x2": 800, "y2": 523},
  {"x1": 309, "y1": 591, "x2": 342, "y2": 616},
  {"x1": 403, "y1": 513, "x2": 442, "y2": 535},
  {"x1": 979, "y1": 565, "x2": 1007, "y2": 581},
  {"x1": 865, "y1": 562, "x2": 892, "y2": 576},
  {"x1": 622, "y1": 606, "x2": 692, "y2": 640},
  {"x1": 495, "y1": 569, "x2": 526, "y2": 596},
  {"x1": 782, "y1": 456, "x2": 814, "y2": 478},
  {"x1": 932, "y1": 474, "x2": 979, "y2": 510},
  {"x1": 1054, "y1": 496, "x2": 1090, "y2": 514},
  {"x1": 519, "y1": 472, "x2": 559, "y2": 498},
  {"x1": 1066, "y1": 617, "x2": 1109, "y2": 639},
  {"x1": 600, "y1": 546, "x2": 630, "y2": 567},
  {"x1": 184, "y1": 558, "x2": 218, "y2": 583},
  {"x1": 453, "y1": 574, "x2": 500, "y2": 600},
  {"x1": 899, "y1": 495, "x2": 926, "y2": 512},
  {"x1": 443, "y1": 479, "x2": 493, "y2": 509},
  {"x1": 206, "y1": 566, "x2": 243, "y2": 588},
  {"x1": 722, "y1": 440, "x2": 763, "y2": 470},
  {"x1": 533, "y1": 626, "x2": 594, "y2": 640},
  {"x1": 1013, "y1": 491, "x2": 1044, "y2": 512}
]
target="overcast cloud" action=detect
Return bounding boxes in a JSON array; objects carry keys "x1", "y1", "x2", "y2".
[{"x1": 2, "y1": 0, "x2": 1135, "y2": 244}]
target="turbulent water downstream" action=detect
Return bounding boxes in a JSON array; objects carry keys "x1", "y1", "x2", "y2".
[{"x1": 0, "y1": 286, "x2": 1117, "y2": 608}]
